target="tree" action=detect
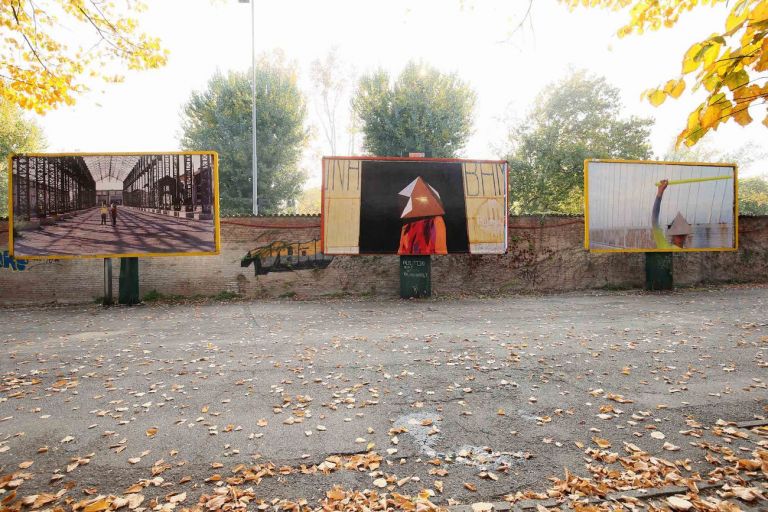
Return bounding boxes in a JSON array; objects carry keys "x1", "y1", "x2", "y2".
[
  {"x1": 0, "y1": 99, "x2": 45, "y2": 218},
  {"x1": 295, "y1": 187, "x2": 321, "y2": 215},
  {"x1": 739, "y1": 176, "x2": 768, "y2": 215},
  {"x1": 310, "y1": 49, "x2": 346, "y2": 155},
  {"x1": 504, "y1": 71, "x2": 654, "y2": 214},
  {"x1": 1, "y1": 1, "x2": 167, "y2": 113},
  {"x1": 310, "y1": 49, "x2": 361, "y2": 155},
  {"x1": 562, "y1": 0, "x2": 768, "y2": 147},
  {"x1": 352, "y1": 61, "x2": 476, "y2": 157},
  {"x1": 180, "y1": 55, "x2": 309, "y2": 215}
]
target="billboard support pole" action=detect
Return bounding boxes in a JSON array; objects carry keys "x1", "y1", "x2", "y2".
[
  {"x1": 119, "y1": 257, "x2": 140, "y2": 305},
  {"x1": 103, "y1": 258, "x2": 113, "y2": 306},
  {"x1": 645, "y1": 252, "x2": 673, "y2": 291}
]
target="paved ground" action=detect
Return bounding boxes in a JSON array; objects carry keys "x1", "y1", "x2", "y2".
[
  {"x1": 0, "y1": 286, "x2": 766, "y2": 510},
  {"x1": 12, "y1": 207, "x2": 215, "y2": 257}
]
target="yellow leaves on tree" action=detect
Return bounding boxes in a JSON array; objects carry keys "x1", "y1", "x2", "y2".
[
  {"x1": 562, "y1": 0, "x2": 768, "y2": 146},
  {"x1": 0, "y1": 0, "x2": 168, "y2": 114}
]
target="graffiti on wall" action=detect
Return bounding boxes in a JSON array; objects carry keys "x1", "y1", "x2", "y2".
[
  {"x1": 1, "y1": 251, "x2": 28, "y2": 271},
  {"x1": 240, "y1": 239, "x2": 333, "y2": 275}
]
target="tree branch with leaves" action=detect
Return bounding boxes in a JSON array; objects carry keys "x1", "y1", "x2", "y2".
[
  {"x1": 562, "y1": 0, "x2": 768, "y2": 146},
  {"x1": 1, "y1": 0, "x2": 168, "y2": 114}
]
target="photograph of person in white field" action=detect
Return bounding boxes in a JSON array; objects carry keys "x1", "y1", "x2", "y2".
[{"x1": 587, "y1": 161, "x2": 735, "y2": 251}]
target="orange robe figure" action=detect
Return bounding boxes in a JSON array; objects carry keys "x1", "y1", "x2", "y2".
[{"x1": 397, "y1": 177, "x2": 448, "y2": 255}]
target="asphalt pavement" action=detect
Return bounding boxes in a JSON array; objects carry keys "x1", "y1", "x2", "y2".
[{"x1": 0, "y1": 286, "x2": 766, "y2": 510}]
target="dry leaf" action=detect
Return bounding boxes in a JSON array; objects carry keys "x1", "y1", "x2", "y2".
[
  {"x1": 126, "y1": 494, "x2": 144, "y2": 509},
  {"x1": 83, "y1": 497, "x2": 111, "y2": 512},
  {"x1": 592, "y1": 436, "x2": 611, "y2": 449},
  {"x1": 327, "y1": 487, "x2": 345, "y2": 500},
  {"x1": 168, "y1": 492, "x2": 186, "y2": 504},
  {"x1": 666, "y1": 496, "x2": 692, "y2": 511}
]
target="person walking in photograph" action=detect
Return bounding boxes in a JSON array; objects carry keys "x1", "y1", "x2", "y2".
[
  {"x1": 100, "y1": 201, "x2": 108, "y2": 225},
  {"x1": 110, "y1": 202, "x2": 118, "y2": 227}
]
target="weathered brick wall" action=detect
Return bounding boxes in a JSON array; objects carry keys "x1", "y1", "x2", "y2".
[{"x1": 1, "y1": 215, "x2": 767, "y2": 304}]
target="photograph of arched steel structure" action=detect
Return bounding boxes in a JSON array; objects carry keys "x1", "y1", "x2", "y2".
[
  {"x1": 584, "y1": 159, "x2": 737, "y2": 253},
  {"x1": 8, "y1": 152, "x2": 219, "y2": 259}
]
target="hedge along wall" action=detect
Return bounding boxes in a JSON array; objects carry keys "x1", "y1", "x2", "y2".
[{"x1": 0, "y1": 215, "x2": 767, "y2": 305}]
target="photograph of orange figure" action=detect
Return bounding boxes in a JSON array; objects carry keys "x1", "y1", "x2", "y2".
[
  {"x1": 397, "y1": 177, "x2": 448, "y2": 255},
  {"x1": 8, "y1": 152, "x2": 220, "y2": 259},
  {"x1": 321, "y1": 157, "x2": 508, "y2": 256}
]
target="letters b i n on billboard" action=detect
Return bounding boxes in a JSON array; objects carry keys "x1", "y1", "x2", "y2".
[
  {"x1": 584, "y1": 159, "x2": 737, "y2": 253},
  {"x1": 321, "y1": 157, "x2": 508, "y2": 255},
  {"x1": 8, "y1": 152, "x2": 220, "y2": 259}
]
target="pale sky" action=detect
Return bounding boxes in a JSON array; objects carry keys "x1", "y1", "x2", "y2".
[{"x1": 35, "y1": 0, "x2": 768, "y2": 187}]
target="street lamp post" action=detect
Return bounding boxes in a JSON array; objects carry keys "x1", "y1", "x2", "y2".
[{"x1": 239, "y1": 0, "x2": 258, "y2": 215}]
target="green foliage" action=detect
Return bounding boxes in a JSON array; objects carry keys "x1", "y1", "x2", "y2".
[
  {"x1": 295, "y1": 187, "x2": 321, "y2": 215},
  {"x1": 352, "y1": 61, "x2": 476, "y2": 157},
  {"x1": 0, "y1": 99, "x2": 45, "y2": 218},
  {"x1": 142, "y1": 289, "x2": 239, "y2": 303},
  {"x1": 180, "y1": 54, "x2": 309, "y2": 215},
  {"x1": 504, "y1": 71, "x2": 654, "y2": 214},
  {"x1": 142, "y1": 289, "x2": 164, "y2": 302},
  {"x1": 213, "y1": 290, "x2": 240, "y2": 301},
  {"x1": 738, "y1": 177, "x2": 768, "y2": 216}
]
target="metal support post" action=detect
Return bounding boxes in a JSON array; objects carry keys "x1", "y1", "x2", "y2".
[
  {"x1": 119, "y1": 257, "x2": 140, "y2": 305},
  {"x1": 103, "y1": 258, "x2": 113, "y2": 306},
  {"x1": 645, "y1": 252, "x2": 673, "y2": 291}
]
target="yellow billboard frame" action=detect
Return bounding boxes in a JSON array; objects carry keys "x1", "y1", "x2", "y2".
[
  {"x1": 583, "y1": 158, "x2": 738, "y2": 253},
  {"x1": 7, "y1": 151, "x2": 221, "y2": 260}
]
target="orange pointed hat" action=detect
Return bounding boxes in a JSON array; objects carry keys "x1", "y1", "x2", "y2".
[{"x1": 399, "y1": 176, "x2": 445, "y2": 219}]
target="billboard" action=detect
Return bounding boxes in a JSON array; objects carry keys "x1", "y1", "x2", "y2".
[
  {"x1": 321, "y1": 157, "x2": 508, "y2": 255},
  {"x1": 9, "y1": 152, "x2": 220, "y2": 259},
  {"x1": 585, "y1": 159, "x2": 737, "y2": 252}
]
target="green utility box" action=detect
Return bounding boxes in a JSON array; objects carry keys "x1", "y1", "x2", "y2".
[
  {"x1": 400, "y1": 255, "x2": 431, "y2": 298},
  {"x1": 119, "y1": 257, "x2": 140, "y2": 305},
  {"x1": 645, "y1": 252, "x2": 673, "y2": 291}
]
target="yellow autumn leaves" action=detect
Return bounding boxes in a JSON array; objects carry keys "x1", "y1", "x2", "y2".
[
  {"x1": 563, "y1": 0, "x2": 768, "y2": 146},
  {"x1": 0, "y1": 0, "x2": 168, "y2": 114}
]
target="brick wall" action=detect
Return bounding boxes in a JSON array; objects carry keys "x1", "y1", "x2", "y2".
[{"x1": 1, "y1": 215, "x2": 767, "y2": 304}]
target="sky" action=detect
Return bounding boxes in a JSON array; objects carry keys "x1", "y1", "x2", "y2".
[{"x1": 34, "y1": 0, "x2": 768, "y2": 188}]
